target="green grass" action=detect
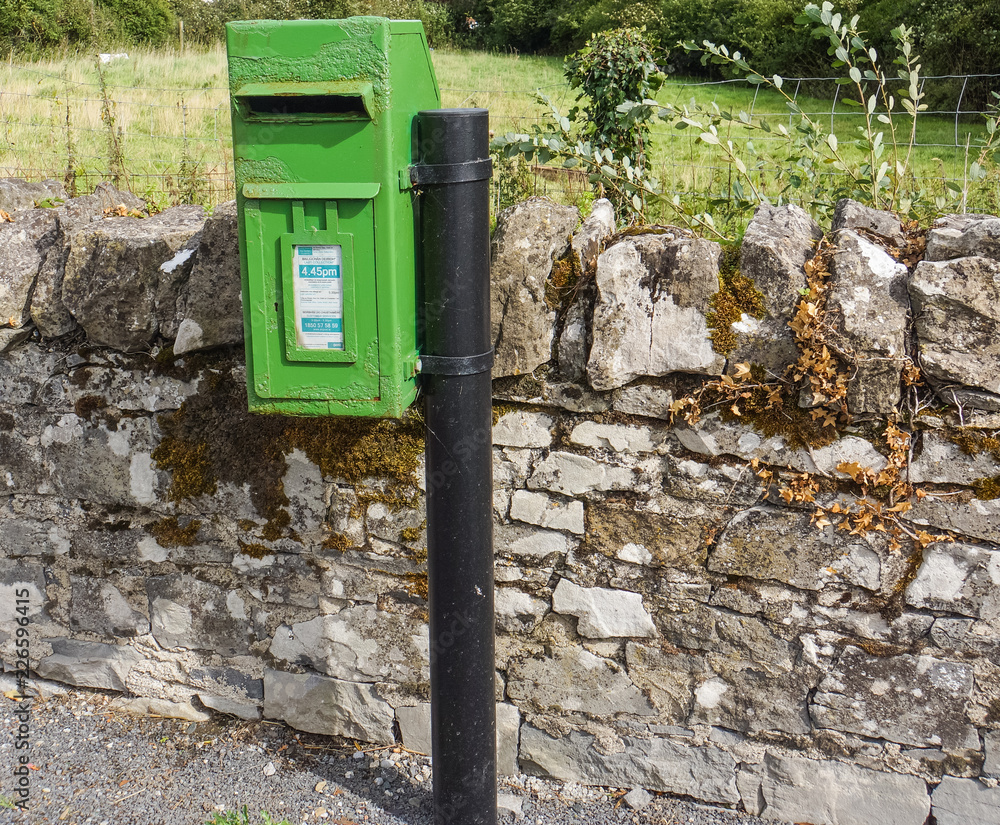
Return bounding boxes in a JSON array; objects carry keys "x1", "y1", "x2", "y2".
[{"x1": 1, "y1": 44, "x2": 998, "y2": 223}]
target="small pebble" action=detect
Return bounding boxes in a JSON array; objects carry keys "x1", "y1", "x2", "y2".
[{"x1": 352, "y1": 751, "x2": 366, "y2": 761}]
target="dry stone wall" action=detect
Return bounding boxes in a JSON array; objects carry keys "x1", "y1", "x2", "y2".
[{"x1": 3, "y1": 178, "x2": 1000, "y2": 824}]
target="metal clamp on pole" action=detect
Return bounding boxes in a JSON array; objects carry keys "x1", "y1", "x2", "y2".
[
  {"x1": 418, "y1": 350, "x2": 494, "y2": 377},
  {"x1": 415, "y1": 107, "x2": 496, "y2": 825},
  {"x1": 410, "y1": 157, "x2": 493, "y2": 186}
]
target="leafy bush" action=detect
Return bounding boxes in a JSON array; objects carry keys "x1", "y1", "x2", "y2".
[
  {"x1": 564, "y1": 26, "x2": 664, "y2": 170},
  {"x1": 493, "y1": 26, "x2": 666, "y2": 221},
  {"x1": 98, "y1": 0, "x2": 175, "y2": 46}
]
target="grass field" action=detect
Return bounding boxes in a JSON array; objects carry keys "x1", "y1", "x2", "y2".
[{"x1": 1, "y1": 43, "x2": 998, "y2": 226}]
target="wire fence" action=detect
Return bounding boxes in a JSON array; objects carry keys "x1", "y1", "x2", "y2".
[{"x1": 0, "y1": 61, "x2": 997, "y2": 209}]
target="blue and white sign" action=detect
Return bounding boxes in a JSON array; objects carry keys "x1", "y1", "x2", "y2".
[{"x1": 292, "y1": 244, "x2": 344, "y2": 350}]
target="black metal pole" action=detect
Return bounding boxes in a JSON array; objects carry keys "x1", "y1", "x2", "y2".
[{"x1": 415, "y1": 108, "x2": 496, "y2": 825}]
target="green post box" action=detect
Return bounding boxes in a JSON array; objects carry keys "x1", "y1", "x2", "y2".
[{"x1": 226, "y1": 17, "x2": 441, "y2": 417}]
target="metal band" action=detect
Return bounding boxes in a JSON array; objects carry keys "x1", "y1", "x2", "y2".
[
  {"x1": 419, "y1": 350, "x2": 494, "y2": 376},
  {"x1": 410, "y1": 158, "x2": 493, "y2": 186}
]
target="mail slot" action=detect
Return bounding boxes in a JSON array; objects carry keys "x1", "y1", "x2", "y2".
[{"x1": 226, "y1": 17, "x2": 441, "y2": 417}]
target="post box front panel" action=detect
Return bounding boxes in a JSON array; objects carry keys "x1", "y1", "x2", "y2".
[{"x1": 243, "y1": 196, "x2": 380, "y2": 402}]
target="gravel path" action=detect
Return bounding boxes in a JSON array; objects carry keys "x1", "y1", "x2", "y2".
[{"x1": 1, "y1": 678, "x2": 786, "y2": 825}]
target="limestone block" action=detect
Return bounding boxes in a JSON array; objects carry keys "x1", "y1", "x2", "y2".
[
  {"x1": 0, "y1": 209, "x2": 61, "y2": 332},
  {"x1": 519, "y1": 726, "x2": 739, "y2": 804},
  {"x1": 905, "y1": 495, "x2": 1000, "y2": 544},
  {"x1": 491, "y1": 197, "x2": 579, "y2": 376},
  {"x1": 832, "y1": 198, "x2": 905, "y2": 247},
  {"x1": 925, "y1": 213, "x2": 1000, "y2": 261},
  {"x1": 728, "y1": 203, "x2": 823, "y2": 373},
  {"x1": 61, "y1": 205, "x2": 205, "y2": 350},
  {"x1": 710, "y1": 506, "x2": 882, "y2": 591},
  {"x1": 828, "y1": 229, "x2": 910, "y2": 413},
  {"x1": 689, "y1": 667, "x2": 816, "y2": 735},
  {"x1": 527, "y1": 451, "x2": 634, "y2": 496},
  {"x1": 507, "y1": 647, "x2": 655, "y2": 716},
  {"x1": 568, "y1": 421, "x2": 666, "y2": 454},
  {"x1": 0, "y1": 178, "x2": 66, "y2": 213},
  {"x1": 494, "y1": 522, "x2": 576, "y2": 559},
  {"x1": 257, "y1": 555, "x2": 319, "y2": 609},
  {"x1": 147, "y1": 573, "x2": 252, "y2": 656},
  {"x1": 69, "y1": 577, "x2": 150, "y2": 638},
  {"x1": 111, "y1": 697, "x2": 210, "y2": 723},
  {"x1": 651, "y1": 602, "x2": 795, "y2": 674},
  {"x1": 676, "y1": 415, "x2": 888, "y2": 478},
  {"x1": 0, "y1": 513, "x2": 71, "y2": 557},
  {"x1": 558, "y1": 199, "x2": 615, "y2": 380},
  {"x1": 625, "y1": 643, "x2": 705, "y2": 723},
  {"x1": 493, "y1": 410, "x2": 554, "y2": 448},
  {"x1": 906, "y1": 541, "x2": 1000, "y2": 619},
  {"x1": 495, "y1": 587, "x2": 549, "y2": 632},
  {"x1": 571, "y1": 198, "x2": 614, "y2": 275},
  {"x1": 35, "y1": 639, "x2": 142, "y2": 691},
  {"x1": 909, "y1": 256, "x2": 1000, "y2": 402},
  {"x1": 759, "y1": 753, "x2": 930, "y2": 825},
  {"x1": 509, "y1": 490, "x2": 584, "y2": 534},
  {"x1": 173, "y1": 201, "x2": 243, "y2": 353},
  {"x1": 322, "y1": 605, "x2": 428, "y2": 684},
  {"x1": 932, "y1": 776, "x2": 1000, "y2": 825},
  {"x1": 611, "y1": 382, "x2": 675, "y2": 419},
  {"x1": 263, "y1": 668, "x2": 395, "y2": 744},
  {"x1": 811, "y1": 646, "x2": 976, "y2": 749},
  {"x1": 30, "y1": 187, "x2": 137, "y2": 338},
  {"x1": 188, "y1": 665, "x2": 263, "y2": 721},
  {"x1": 270, "y1": 606, "x2": 428, "y2": 685},
  {"x1": 587, "y1": 231, "x2": 724, "y2": 391},
  {"x1": 551, "y1": 579, "x2": 656, "y2": 638},
  {"x1": 396, "y1": 702, "x2": 520, "y2": 775},
  {"x1": 985, "y1": 730, "x2": 1000, "y2": 778},
  {"x1": 909, "y1": 431, "x2": 1000, "y2": 484}
]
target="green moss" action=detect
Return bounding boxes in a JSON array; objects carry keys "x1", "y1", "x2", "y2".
[
  {"x1": 717, "y1": 364, "x2": 839, "y2": 449},
  {"x1": 544, "y1": 245, "x2": 583, "y2": 310},
  {"x1": 972, "y1": 475, "x2": 1000, "y2": 500},
  {"x1": 285, "y1": 414, "x2": 424, "y2": 485},
  {"x1": 150, "y1": 433, "x2": 217, "y2": 501},
  {"x1": 706, "y1": 245, "x2": 766, "y2": 356},
  {"x1": 400, "y1": 525, "x2": 425, "y2": 543},
  {"x1": 261, "y1": 508, "x2": 291, "y2": 542},
  {"x1": 152, "y1": 364, "x2": 425, "y2": 542},
  {"x1": 949, "y1": 429, "x2": 1000, "y2": 459},
  {"x1": 237, "y1": 540, "x2": 272, "y2": 559},
  {"x1": 148, "y1": 516, "x2": 201, "y2": 547},
  {"x1": 322, "y1": 533, "x2": 353, "y2": 552},
  {"x1": 403, "y1": 572, "x2": 428, "y2": 601},
  {"x1": 74, "y1": 394, "x2": 107, "y2": 421}
]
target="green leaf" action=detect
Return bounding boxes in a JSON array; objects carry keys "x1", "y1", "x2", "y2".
[
  {"x1": 849, "y1": 67, "x2": 862, "y2": 83},
  {"x1": 631, "y1": 194, "x2": 643, "y2": 212},
  {"x1": 747, "y1": 73, "x2": 765, "y2": 85},
  {"x1": 773, "y1": 75, "x2": 783, "y2": 89},
  {"x1": 827, "y1": 133, "x2": 838, "y2": 152},
  {"x1": 699, "y1": 132, "x2": 720, "y2": 145}
]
